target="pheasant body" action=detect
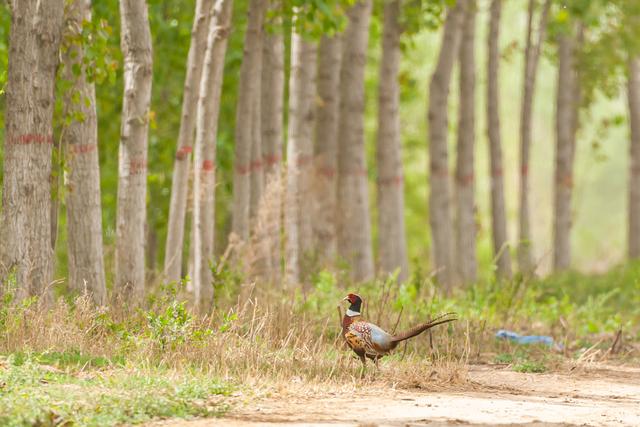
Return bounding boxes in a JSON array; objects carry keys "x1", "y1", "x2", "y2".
[{"x1": 340, "y1": 293, "x2": 457, "y2": 366}]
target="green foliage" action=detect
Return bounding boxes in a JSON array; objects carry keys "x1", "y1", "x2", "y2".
[
  {"x1": 0, "y1": 355, "x2": 231, "y2": 427},
  {"x1": 513, "y1": 360, "x2": 547, "y2": 373},
  {"x1": 281, "y1": 0, "x2": 354, "y2": 38},
  {"x1": 494, "y1": 348, "x2": 553, "y2": 373},
  {"x1": 145, "y1": 281, "x2": 214, "y2": 349},
  {"x1": 145, "y1": 299, "x2": 195, "y2": 349},
  {"x1": 400, "y1": 0, "x2": 454, "y2": 37}
]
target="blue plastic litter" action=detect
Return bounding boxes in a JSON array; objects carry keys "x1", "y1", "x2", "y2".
[{"x1": 495, "y1": 329, "x2": 556, "y2": 347}]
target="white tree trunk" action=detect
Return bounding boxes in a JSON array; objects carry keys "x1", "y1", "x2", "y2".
[
  {"x1": 286, "y1": 31, "x2": 317, "y2": 285},
  {"x1": 455, "y1": 0, "x2": 478, "y2": 284},
  {"x1": 232, "y1": 0, "x2": 265, "y2": 241},
  {"x1": 261, "y1": 13, "x2": 285, "y2": 284},
  {"x1": 518, "y1": 0, "x2": 550, "y2": 273},
  {"x1": 63, "y1": 0, "x2": 107, "y2": 304},
  {"x1": 553, "y1": 31, "x2": 579, "y2": 271},
  {"x1": 336, "y1": 0, "x2": 374, "y2": 282},
  {"x1": 192, "y1": 0, "x2": 233, "y2": 311},
  {"x1": 115, "y1": 0, "x2": 153, "y2": 301},
  {"x1": 1, "y1": 0, "x2": 63, "y2": 302},
  {"x1": 628, "y1": 57, "x2": 640, "y2": 259},
  {"x1": 486, "y1": 0, "x2": 511, "y2": 279},
  {"x1": 250, "y1": 40, "x2": 264, "y2": 222},
  {"x1": 376, "y1": 0, "x2": 408, "y2": 282},
  {"x1": 164, "y1": 0, "x2": 214, "y2": 283},
  {"x1": 428, "y1": 3, "x2": 463, "y2": 289},
  {"x1": 313, "y1": 35, "x2": 342, "y2": 265}
]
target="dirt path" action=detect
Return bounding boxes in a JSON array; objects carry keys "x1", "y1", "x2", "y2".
[{"x1": 154, "y1": 364, "x2": 640, "y2": 426}]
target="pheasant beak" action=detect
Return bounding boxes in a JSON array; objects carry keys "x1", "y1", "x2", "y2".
[{"x1": 341, "y1": 296, "x2": 350, "y2": 303}]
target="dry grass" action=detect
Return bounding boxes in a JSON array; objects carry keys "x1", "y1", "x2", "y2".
[{"x1": 0, "y1": 287, "x2": 470, "y2": 394}]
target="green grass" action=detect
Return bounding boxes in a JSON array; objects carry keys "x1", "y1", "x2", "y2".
[
  {"x1": 513, "y1": 360, "x2": 547, "y2": 373},
  {"x1": 0, "y1": 353, "x2": 232, "y2": 427},
  {"x1": 493, "y1": 347, "x2": 558, "y2": 374}
]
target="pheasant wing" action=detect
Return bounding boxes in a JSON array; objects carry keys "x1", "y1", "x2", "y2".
[{"x1": 347, "y1": 321, "x2": 394, "y2": 357}]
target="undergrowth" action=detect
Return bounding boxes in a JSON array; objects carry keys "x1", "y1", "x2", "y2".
[{"x1": 0, "y1": 261, "x2": 639, "y2": 425}]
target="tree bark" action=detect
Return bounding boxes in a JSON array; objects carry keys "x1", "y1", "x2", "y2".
[
  {"x1": 164, "y1": 0, "x2": 214, "y2": 283},
  {"x1": 518, "y1": 0, "x2": 550, "y2": 273},
  {"x1": 376, "y1": 0, "x2": 408, "y2": 282},
  {"x1": 428, "y1": 3, "x2": 463, "y2": 288},
  {"x1": 250, "y1": 40, "x2": 264, "y2": 222},
  {"x1": 628, "y1": 57, "x2": 640, "y2": 259},
  {"x1": 313, "y1": 35, "x2": 342, "y2": 264},
  {"x1": 192, "y1": 0, "x2": 233, "y2": 311},
  {"x1": 336, "y1": 0, "x2": 374, "y2": 282},
  {"x1": 62, "y1": 0, "x2": 107, "y2": 304},
  {"x1": 261, "y1": 11, "x2": 285, "y2": 284},
  {"x1": 232, "y1": 0, "x2": 265, "y2": 241},
  {"x1": 553, "y1": 31, "x2": 579, "y2": 271},
  {"x1": 1, "y1": 0, "x2": 63, "y2": 301},
  {"x1": 486, "y1": 0, "x2": 511, "y2": 279},
  {"x1": 286, "y1": 31, "x2": 317, "y2": 285},
  {"x1": 115, "y1": 0, "x2": 153, "y2": 301},
  {"x1": 455, "y1": 0, "x2": 477, "y2": 284}
]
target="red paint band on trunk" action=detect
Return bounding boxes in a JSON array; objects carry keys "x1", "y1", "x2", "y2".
[
  {"x1": 316, "y1": 166, "x2": 336, "y2": 178},
  {"x1": 342, "y1": 168, "x2": 367, "y2": 177},
  {"x1": 457, "y1": 173, "x2": 474, "y2": 185},
  {"x1": 378, "y1": 175, "x2": 404, "y2": 186},
  {"x1": 68, "y1": 143, "x2": 97, "y2": 154},
  {"x1": 557, "y1": 174, "x2": 573, "y2": 188},
  {"x1": 176, "y1": 145, "x2": 193, "y2": 160},
  {"x1": 235, "y1": 163, "x2": 251, "y2": 175},
  {"x1": 7, "y1": 134, "x2": 54, "y2": 145},
  {"x1": 263, "y1": 154, "x2": 281, "y2": 166},
  {"x1": 202, "y1": 160, "x2": 215, "y2": 171},
  {"x1": 296, "y1": 154, "x2": 313, "y2": 167},
  {"x1": 250, "y1": 159, "x2": 263, "y2": 171},
  {"x1": 521, "y1": 164, "x2": 529, "y2": 176},
  {"x1": 491, "y1": 168, "x2": 503, "y2": 177},
  {"x1": 129, "y1": 159, "x2": 147, "y2": 175}
]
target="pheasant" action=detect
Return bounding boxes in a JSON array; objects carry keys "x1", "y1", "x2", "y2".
[{"x1": 340, "y1": 293, "x2": 457, "y2": 368}]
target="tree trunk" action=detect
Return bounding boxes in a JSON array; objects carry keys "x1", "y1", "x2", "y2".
[
  {"x1": 486, "y1": 0, "x2": 511, "y2": 280},
  {"x1": 164, "y1": 0, "x2": 213, "y2": 283},
  {"x1": 286, "y1": 31, "x2": 317, "y2": 285},
  {"x1": 428, "y1": 3, "x2": 463, "y2": 289},
  {"x1": 192, "y1": 0, "x2": 233, "y2": 311},
  {"x1": 62, "y1": 0, "x2": 107, "y2": 304},
  {"x1": 313, "y1": 35, "x2": 342, "y2": 265},
  {"x1": 250, "y1": 44, "x2": 264, "y2": 222},
  {"x1": 1, "y1": 0, "x2": 63, "y2": 301},
  {"x1": 518, "y1": 0, "x2": 550, "y2": 273},
  {"x1": 115, "y1": 0, "x2": 153, "y2": 301},
  {"x1": 261, "y1": 12, "x2": 285, "y2": 284},
  {"x1": 628, "y1": 57, "x2": 640, "y2": 259},
  {"x1": 232, "y1": 0, "x2": 265, "y2": 241},
  {"x1": 553, "y1": 31, "x2": 579, "y2": 271},
  {"x1": 336, "y1": 0, "x2": 374, "y2": 282},
  {"x1": 455, "y1": 0, "x2": 477, "y2": 284},
  {"x1": 376, "y1": 0, "x2": 408, "y2": 282}
]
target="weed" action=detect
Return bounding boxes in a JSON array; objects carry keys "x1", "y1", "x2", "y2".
[
  {"x1": 0, "y1": 355, "x2": 231, "y2": 427},
  {"x1": 513, "y1": 360, "x2": 547, "y2": 373}
]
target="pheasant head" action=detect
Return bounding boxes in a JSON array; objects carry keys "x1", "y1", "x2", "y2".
[{"x1": 343, "y1": 293, "x2": 363, "y2": 317}]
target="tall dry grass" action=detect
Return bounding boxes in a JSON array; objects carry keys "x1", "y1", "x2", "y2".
[{"x1": 0, "y1": 284, "x2": 470, "y2": 393}]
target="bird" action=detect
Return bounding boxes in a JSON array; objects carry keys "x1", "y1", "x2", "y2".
[{"x1": 340, "y1": 293, "x2": 457, "y2": 369}]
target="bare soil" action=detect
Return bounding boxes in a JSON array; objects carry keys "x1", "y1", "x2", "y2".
[{"x1": 154, "y1": 364, "x2": 640, "y2": 426}]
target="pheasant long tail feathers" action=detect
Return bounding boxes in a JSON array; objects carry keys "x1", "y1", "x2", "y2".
[{"x1": 391, "y1": 312, "x2": 458, "y2": 343}]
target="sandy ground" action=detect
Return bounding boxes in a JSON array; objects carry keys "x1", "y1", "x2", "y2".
[{"x1": 153, "y1": 364, "x2": 640, "y2": 426}]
